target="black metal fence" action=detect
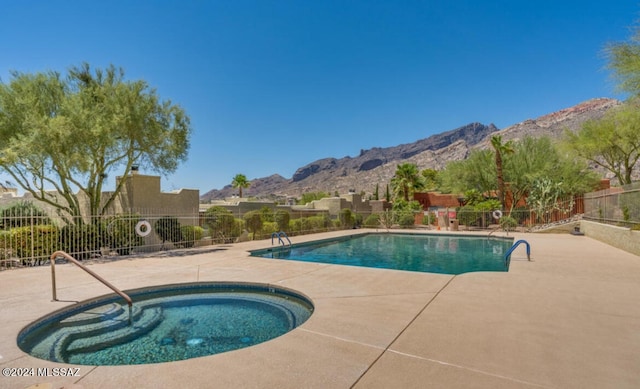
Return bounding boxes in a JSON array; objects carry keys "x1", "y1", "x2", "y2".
[{"x1": 0, "y1": 194, "x2": 597, "y2": 270}]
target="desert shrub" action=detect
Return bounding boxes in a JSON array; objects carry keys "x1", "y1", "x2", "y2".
[
  {"x1": 260, "y1": 206, "x2": 275, "y2": 222},
  {"x1": 397, "y1": 213, "x2": 416, "y2": 228},
  {"x1": 243, "y1": 211, "x2": 263, "y2": 240},
  {"x1": 379, "y1": 210, "x2": 395, "y2": 229},
  {"x1": 154, "y1": 216, "x2": 184, "y2": 247},
  {"x1": 204, "y1": 206, "x2": 237, "y2": 242},
  {"x1": 310, "y1": 215, "x2": 331, "y2": 231},
  {"x1": 106, "y1": 214, "x2": 145, "y2": 255},
  {"x1": 59, "y1": 222, "x2": 106, "y2": 259},
  {"x1": 274, "y1": 210, "x2": 290, "y2": 232},
  {"x1": 289, "y1": 218, "x2": 309, "y2": 234},
  {"x1": 289, "y1": 215, "x2": 330, "y2": 234},
  {"x1": 11, "y1": 225, "x2": 59, "y2": 265},
  {"x1": 180, "y1": 225, "x2": 204, "y2": 248},
  {"x1": 0, "y1": 230, "x2": 14, "y2": 260},
  {"x1": 261, "y1": 221, "x2": 278, "y2": 239},
  {"x1": 339, "y1": 209, "x2": 355, "y2": 228},
  {"x1": 500, "y1": 216, "x2": 518, "y2": 233},
  {"x1": 364, "y1": 213, "x2": 380, "y2": 227}
]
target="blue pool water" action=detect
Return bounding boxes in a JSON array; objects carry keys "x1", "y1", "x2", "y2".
[
  {"x1": 251, "y1": 233, "x2": 513, "y2": 275},
  {"x1": 18, "y1": 282, "x2": 313, "y2": 365}
]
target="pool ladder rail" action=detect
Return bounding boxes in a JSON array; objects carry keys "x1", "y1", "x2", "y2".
[
  {"x1": 50, "y1": 250, "x2": 133, "y2": 322},
  {"x1": 504, "y1": 240, "x2": 531, "y2": 267},
  {"x1": 271, "y1": 231, "x2": 292, "y2": 247}
]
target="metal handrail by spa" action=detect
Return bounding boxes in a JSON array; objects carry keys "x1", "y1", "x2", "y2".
[{"x1": 50, "y1": 250, "x2": 133, "y2": 309}]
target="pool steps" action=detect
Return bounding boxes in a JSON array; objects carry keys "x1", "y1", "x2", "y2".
[
  {"x1": 61, "y1": 307, "x2": 163, "y2": 358},
  {"x1": 42, "y1": 293, "x2": 300, "y2": 362}
]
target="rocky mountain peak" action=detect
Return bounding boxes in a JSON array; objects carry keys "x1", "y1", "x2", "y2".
[{"x1": 200, "y1": 98, "x2": 620, "y2": 202}]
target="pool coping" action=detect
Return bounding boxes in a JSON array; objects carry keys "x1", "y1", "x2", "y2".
[{"x1": 1, "y1": 229, "x2": 639, "y2": 388}]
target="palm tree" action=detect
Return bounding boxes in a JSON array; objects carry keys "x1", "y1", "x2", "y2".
[
  {"x1": 391, "y1": 163, "x2": 424, "y2": 202},
  {"x1": 231, "y1": 174, "x2": 250, "y2": 198},
  {"x1": 490, "y1": 135, "x2": 514, "y2": 210}
]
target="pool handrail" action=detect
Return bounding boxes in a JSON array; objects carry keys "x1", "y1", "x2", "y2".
[
  {"x1": 50, "y1": 250, "x2": 133, "y2": 310},
  {"x1": 504, "y1": 240, "x2": 531, "y2": 266},
  {"x1": 271, "y1": 231, "x2": 291, "y2": 247}
]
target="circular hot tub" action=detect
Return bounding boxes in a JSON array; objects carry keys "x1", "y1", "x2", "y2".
[{"x1": 18, "y1": 282, "x2": 313, "y2": 365}]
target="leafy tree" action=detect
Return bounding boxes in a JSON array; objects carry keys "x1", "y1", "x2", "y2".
[
  {"x1": 490, "y1": 135, "x2": 515, "y2": 210},
  {"x1": 440, "y1": 150, "x2": 495, "y2": 195},
  {"x1": 0, "y1": 64, "x2": 191, "y2": 221},
  {"x1": 605, "y1": 24, "x2": 640, "y2": 96},
  {"x1": 507, "y1": 136, "x2": 597, "y2": 210},
  {"x1": 391, "y1": 163, "x2": 424, "y2": 202},
  {"x1": 462, "y1": 189, "x2": 484, "y2": 206},
  {"x1": 443, "y1": 136, "x2": 598, "y2": 212},
  {"x1": 231, "y1": 174, "x2": 250, "y2": 198},
  {"x1": 564, "y1": 100, "x2": 640, "y2": 185},
  {"x1": 374, "y1": 184, "x2": 379, "y2": 200},
  {"x1": 421, "y1": 168, "x2": 439, "y2": 191}
]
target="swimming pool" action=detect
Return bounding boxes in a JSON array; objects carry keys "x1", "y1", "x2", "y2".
[
  {"x1": 251, "y1": 233, "x2": 513, "y2": 275},
  {"x1": 18, "y1": 282, "x2": 314, "y2": 365}
]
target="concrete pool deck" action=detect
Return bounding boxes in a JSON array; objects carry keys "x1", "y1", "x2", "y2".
[{"x1": 0, "y1": 229, "x2": 639, "y2": 389}]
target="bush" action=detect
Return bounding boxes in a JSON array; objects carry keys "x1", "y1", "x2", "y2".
[
  {"x1": 289, "y1": 215, "x2": 331, "y2": 234},
  {"x1": 261, "y1": 221, "x2": 279, "y2": 239},
  {"x1": 379, "y1": 210, "x2": 395, "y2": 229},
  {"x1": 0, "y1": 230, "x2": 14, "y2": 260},
  {"x1": 500, "y1": 216, "x2": 518, "y2": 233},
  {"x1": 154, "y1": 216, "x2": 184, "y2": 247},
  {"x1": 11, "y1": 225, "x2": 59, "y2": 265},
  {"x1": 260, "y1": 206, "x2": 275, "y2": 222},
  {"x1": 397, "y1": 212, "x2": 415, "y2": 228},
  {"x1": 339, "y1": 209, "x2": 355, "y2": 228},
  {"x1": 59, "y1": 222, "x2": 106, "y2": 259},
  {"x1": 274, "y1": 210, "x2": 290, "y2": 232},
  {"x1": 364, "y1": 213, "x2": 380, "y2": 227},
  {"x1": 204, "y1": 207, "x2": 238, "y2": 243},
  {"x1": 180, "y1": 225, "x2": 204, "y2": 248},
  {"x1": 243, "y1": 211, "x2": 263, "y2": 240},
  {"x1": 106, "y1": 214, "x2": 145, "y2": 255}
]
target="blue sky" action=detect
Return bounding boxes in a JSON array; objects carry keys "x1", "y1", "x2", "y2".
[{"x1": 1, "y1": 1, "x2": 638, "y2": 193}]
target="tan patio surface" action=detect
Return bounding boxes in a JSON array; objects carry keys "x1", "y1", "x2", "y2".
[{"x1": 0, "y1": 229, "x2": 639, "y2": 389}]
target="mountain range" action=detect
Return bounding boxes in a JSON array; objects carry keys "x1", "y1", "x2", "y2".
[{"x1": 201, "y1": 98, "x2": 621, "y2": 201}]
